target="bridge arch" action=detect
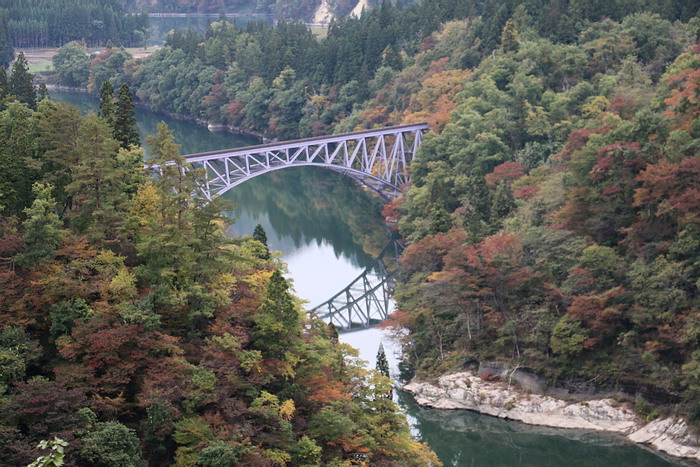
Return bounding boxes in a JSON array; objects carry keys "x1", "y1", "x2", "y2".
[{"x1": 181, "y1": 123, "x2": 429, "y2": 201}]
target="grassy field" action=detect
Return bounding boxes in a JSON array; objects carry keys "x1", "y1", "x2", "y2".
[
  {"x1": 27, "y1": 58, "x2": 53, "y2": 73},
  {"x1": 15, "y1": 46, "x2": 159, "y2": 73}
]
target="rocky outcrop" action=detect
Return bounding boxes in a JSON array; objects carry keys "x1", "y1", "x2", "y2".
[
  {"x1": 404, "y1": 372, "x2": 700, "y2": 462},
  {"x1": 313, "y1": 0, "x2": 333, "y2": 24}
]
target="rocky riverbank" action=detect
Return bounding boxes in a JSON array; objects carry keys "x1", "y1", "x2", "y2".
[{"x1": 403, "y1": 372, "x2": 700, "y2": 462}]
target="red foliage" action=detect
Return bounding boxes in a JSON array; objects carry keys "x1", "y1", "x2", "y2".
[
  {"x1": 514, "y1": 186, "x2": 539, "y2": 200},
  {"x1": 400, "y1": 229, "x2": 466, "y2": 275},
  {"x1": 553, "y1": 129, "x2": 596, "y2": 161},
  {"x1": 663, "y1": 66, "x2": 700, "y2": 130},
  {"x1": 485, "y1": 161, "x2": 525, "y2": 187},
  {"x1": 567, "y1": 288, "x2": 626, "y2": 342},
  {"x1": 59, "y1": 315, "x2": 163, "y2": 395},
  {"x1": 633, "y1": 156, "x2": 700, "y2": 220}
]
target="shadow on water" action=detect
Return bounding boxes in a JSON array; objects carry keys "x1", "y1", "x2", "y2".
[{"x1": 396, "y1": 390, "x2": 688, "y2": 467}]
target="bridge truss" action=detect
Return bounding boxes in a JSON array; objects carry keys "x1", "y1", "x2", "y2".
[
  {"x1": 311, "y1": 241, "x2": 404, "y2": 331},
  {"x1": 183, "y1": 123, "x2": 429, "y2": 200}
]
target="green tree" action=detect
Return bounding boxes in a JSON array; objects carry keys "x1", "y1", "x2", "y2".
[
  {"x1": 9, "y1": 52, "x2": 36, "y2": 109},
  {"x1": 253, "y1": 270, "x2": 300, "y2": 358},
  {"x1": 16, "y1": 183, "x2": 66, "y2": 267},
  {"x1": 37, "y1": 100, "x2": 82, "y2": 211},
  {"x1": 113, "y1": 83, "x2": 139, "y2": 149},
  {"x1": 66, "y1": 113, "x2": 125, "y2": 240},
  {"x1": 0, "y1": 101, "x2": 38, "y2": 215},
  {"x1": 53, "y1": 41, "x2": 91, "y2": 87},
  {"x1": 98, "y1": 80, "x2": 115, "y2": 125},
  {"x1": 376, "y1": 343, "x2": 390, "y2": 379},
  {"x1": 0, "y1": 66, "x2": 7, "y2": 100},
  {"x1": 253, "y1": 223, "x2": 270, "y2": 260},
  {"x1": 80, "y1": 421, "x2": 145, "y2": 467}
]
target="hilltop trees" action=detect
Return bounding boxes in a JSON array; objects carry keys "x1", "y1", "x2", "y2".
[{"x1": 3, "y1": 0, "x2": 148, "y2": 48}]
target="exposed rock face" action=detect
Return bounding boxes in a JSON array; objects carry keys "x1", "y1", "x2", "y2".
[
  {"x1": 351, "y1": 0, "x2": 370, "y2": 18},
  {"x1": 313, "y1": 0, "x2": 333, "y2": 24},
  {"x1": 404, "y1": 372, "x2": 700, "y2": 462}
]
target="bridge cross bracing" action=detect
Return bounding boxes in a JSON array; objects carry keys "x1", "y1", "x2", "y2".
[{"x1": 182, "y1": 123, "x2": 429, "y2": 200}]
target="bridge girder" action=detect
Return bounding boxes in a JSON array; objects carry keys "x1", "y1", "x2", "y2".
[{"x1": 181, "y1": 123, "x2": 428, "y2": 201}]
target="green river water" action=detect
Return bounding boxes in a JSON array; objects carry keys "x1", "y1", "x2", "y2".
[{"x1": 52, "y1": 90, "x2": 689, "y2": 467}]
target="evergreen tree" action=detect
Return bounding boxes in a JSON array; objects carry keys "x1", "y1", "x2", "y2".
[
  {"x1": 98, "y1": 79, "x2": 114, "y2": 125},
  {"x1": 9, "y1": 53, "x2": 36, "y2": 110},
  {"x1": 253, "y1": 270, "x2": 300, "y2": 358},
  {"x1": 113, "y1": 83, "x2": 140, "y2": 149},
  {"x1": 376, "y1": 343, "x2": 392, "y2": 399},
  {"x1": 501, "y1": 18, "x2": 520, "y2": 53},
  {"x1": 253, "y1": 223, "x2": 270, "y2": 259},
  {"x1": 66, "y1": 113, "x2": 124, "y2": 241},
  {"x1": 16, "y1": 183, "x2": 66, "y2": 267},
  {"x1": 0, "y1": 14, "x2": 12, "y2": 68},
  {"x1": 376, "y1": 343, "x2": 390, "y2": 379}
]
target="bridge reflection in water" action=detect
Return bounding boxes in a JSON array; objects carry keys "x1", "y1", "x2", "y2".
[{"x1": 310, "y1": 240, "x2": 404, "y2": 332}]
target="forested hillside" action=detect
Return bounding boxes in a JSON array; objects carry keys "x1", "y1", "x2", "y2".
[
  {"x1": 57, "y1": 0, "x2": 700, "y2": 426},
  {"x1": 0, "y1": 0, "x2": 149, "y2": 48},
  {"x1": 60, "y1": 0, "x2": 700, "y2": 140},
  {"x1": 119, "y1": 0, "x2": 371, "y2": 19},
  {"x1": 386, "y1": 8, "x2": 700, "y2": 427},
  {"x1": 0, "y1": 71, "x2": 438, "y2": 465}
]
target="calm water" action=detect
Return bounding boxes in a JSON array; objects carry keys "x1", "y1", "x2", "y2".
[{"x1": 51, "y1": 90, "x2": 686, "y2": 467}]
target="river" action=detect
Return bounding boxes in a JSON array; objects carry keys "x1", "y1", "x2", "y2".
[{"x1": 51, "y1": 89, "x2": 686, "y2": 467}]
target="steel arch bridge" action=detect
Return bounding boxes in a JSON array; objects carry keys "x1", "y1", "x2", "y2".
[
  {"x1": 310, "y1": 240, "x2": 403, "y2": 331},
  {"x1": 182, "y1": 123, "x2": 429, "y2": 201}
]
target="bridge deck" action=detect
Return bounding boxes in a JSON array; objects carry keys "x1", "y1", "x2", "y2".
[{"x1": 183, "y1": 123, "x2": 429, "y2": 162}]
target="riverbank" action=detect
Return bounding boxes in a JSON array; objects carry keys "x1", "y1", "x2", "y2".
[
  {"x1": 403, "y1": 371, "x2": 700, "y2": 462},
  {"x1": 45, "y1": 84, "x2": 266, "y2": 142}
]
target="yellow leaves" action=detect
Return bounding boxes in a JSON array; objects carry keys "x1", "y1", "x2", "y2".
[
  {"x1": 129, "y1": 181, "x2": 160, "y2": 226},
  {"x1": 238, "y1": 349, "x2": 262, "y2": 373},
  {"x1": 210, "y1": 333, "x2": 242, "y2": 351},
  {"x1": 279, "y1": 399, "x2": 295, "y2": 421},
  {"x1": 261, "y1": 449, "x2": 291, "y2": 466},
  {"x1": 581, "y1": 96, "x2": 610, "y2": 119},
  {"x1": 524, "y1": 100, "x2": 549, "y2": 136},
  {"x1": 109, "y1": 267, "x2": 137, "y2": 301},
  {"x1": 402, "y1": 68, "x2": 471, "y2": 132},
  {"x1": 243, "y1": 268, "x2": 274, "y2": 293}
]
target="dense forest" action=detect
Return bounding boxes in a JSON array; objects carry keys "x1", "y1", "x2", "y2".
[
  {"x1": 5, "y1": 0, "x2": 700, "y2": 461},
  {"x1": 0, "y1": 66, "x2": 438, "y2": 465},
  {"x1": 119, "y1": 0, "x2": 370, "y2": 19},
  {"x1": 0, "y1": 0, "x2": 149, "y2": 48},
  {"x1": 52, "y1": 0, "x2": 700, "y2": 427}
]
